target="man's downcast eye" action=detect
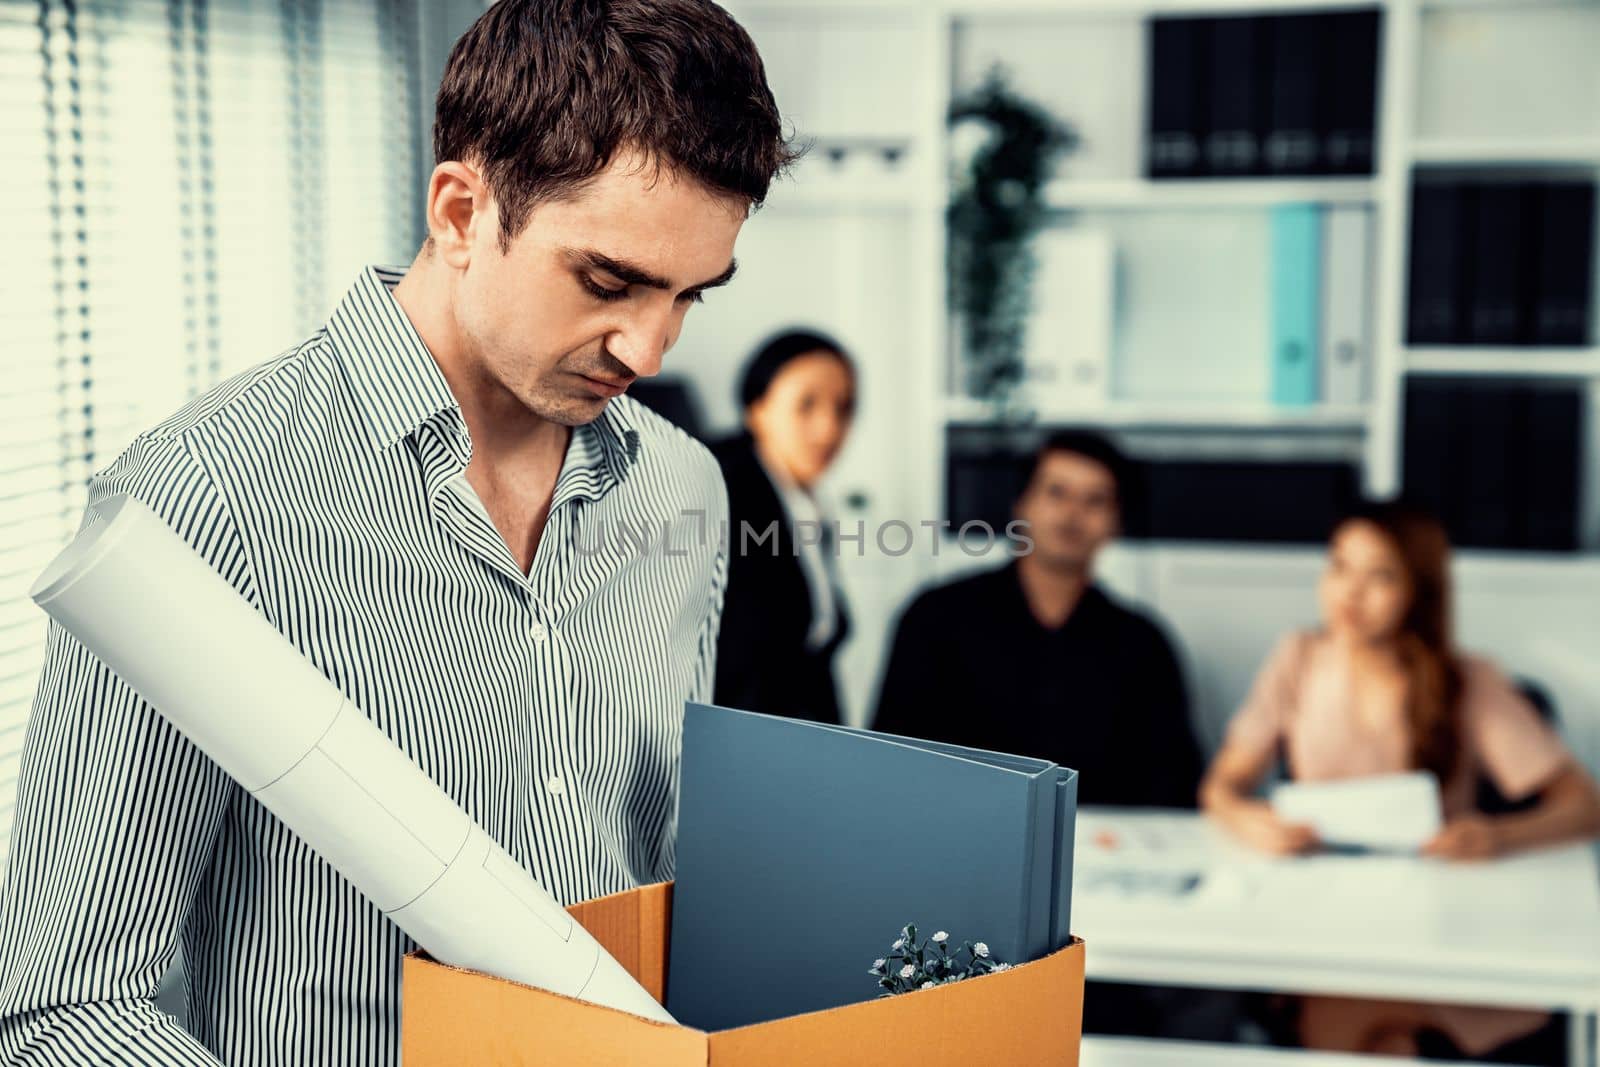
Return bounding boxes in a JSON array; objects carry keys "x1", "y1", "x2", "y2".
[
  {"x1": 582, "y1": 274, "x2": 707, "y2": 305},
  {"x1": 581, "y1": 275, "x2": 628, "y2": 302}
]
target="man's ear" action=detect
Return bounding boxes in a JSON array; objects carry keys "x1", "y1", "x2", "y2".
[{"x1": 425, "y1": 161, "x2": 490, "y2": 268}]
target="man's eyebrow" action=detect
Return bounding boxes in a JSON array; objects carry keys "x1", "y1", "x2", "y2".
[
  {"x1": 689, "y1": 259, "x2": 739, "y2": 294},
  {"x1": 566, "y1": 248, "x2": 737, "y2": 294}
]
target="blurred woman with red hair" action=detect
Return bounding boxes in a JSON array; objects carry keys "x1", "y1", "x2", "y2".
[{"x1": 1201, "y1": 499, "x2": 1600, "y2": 1060}]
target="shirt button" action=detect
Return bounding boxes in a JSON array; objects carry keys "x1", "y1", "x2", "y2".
[
  {"x1": 546, "y1": 775, "x2": 566, "y2": 797},
  {"x1": 528, "y1": 622, "x2": 548, "y2": 642}
]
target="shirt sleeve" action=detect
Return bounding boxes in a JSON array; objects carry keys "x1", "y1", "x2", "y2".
[
  {"x1": 0, "y1": 431, "x2": 258, "y2": 1066},
  {"x1": 1222, "y1": 632, "x2": 1307, "y2": 763},
  {"x1": 689, "y1": 505, "x2": 729, "y2": 708},
  {"x1": 1459, "y1": 656, "x2": 1572, "y2": 803},
  {"x1": 1138, "y1": 621, "x2": 1206, "y2": 808}
]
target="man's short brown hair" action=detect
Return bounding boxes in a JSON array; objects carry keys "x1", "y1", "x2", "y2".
[{"x1": 433, "y1": 0, "x2": 797, "y2": 249}]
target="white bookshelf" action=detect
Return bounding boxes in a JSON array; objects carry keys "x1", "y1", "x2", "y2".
[
  {"x1": 943, "y1": 396, "x2": 1371, "y2": 430},
  {"x1": 697, "y1": 0, "x2": 1600, "y2": 726},
  {"x1": 1418, "y1": 0, "x2": 1598, "y2": 9},
  {"x1": 1409, "y1": 137, "x2": 1600, "y2": 167},
  {"x1": 1406, "y1": 347, "x2": 1600, "y2": 377},
  {"x1": 1041, "y1": 178, "x2": 1378, "y2": 210},
  {"x1": 717, "y1": 0, "x2": 1600, "y2": 568}
]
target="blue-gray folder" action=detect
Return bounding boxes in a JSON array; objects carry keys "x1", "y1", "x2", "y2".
[{"x1": 666, "y1": 702, "x2": 1078, "y2": 1031}]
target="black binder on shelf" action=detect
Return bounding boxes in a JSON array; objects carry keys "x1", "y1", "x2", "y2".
[
  {"x1": 1529, "y1": 181, "x2": 1596, "y2": 347},
  {"x1": 1263, "y1": 14, "x2": 1323, "y2": 176},
  {"x1": 1466, "y1": 183, "x2": 1533, "y2": 346},
  {"x1": 1144, "y1": 460, "x2": 1360, "y2": 543},
  {"x1": 1401, "y1": 380, "x2": 1456, "y2": 534},
  {"x1": 1457, "y1": 387, "x2": 1517, "y2": 545},
  {"x1": 1406, "y1": 182, "x2": 1468, "y2": 345},
  {"x1": 1521, "y1": 386, "x2": 1583, "y2": 551},
  {"x1": 1146, "y1": 17, "x2": 1208, "y2": 179},
  {"x1": 1204, "y1": 16, "x2": 1264, "y2": 177},
  {"x1": 945, "y1": 432, "x2": 1029, "y2": 534},
  {"x1": 1322, "y1": 9, "x2": 1380, "y2": 176},
  {"x1": 1402, "y1": 378, "x2": 1585, "y2": 552}
]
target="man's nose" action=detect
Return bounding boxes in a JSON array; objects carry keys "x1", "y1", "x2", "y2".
[{"x1": 605, "y1": 308, "x2": 673, "y2": 379}]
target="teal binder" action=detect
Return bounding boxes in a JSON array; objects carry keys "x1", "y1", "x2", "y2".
[
  {"x1": 1271, "y1": 203, "x2": 1322, "y2": 406},
  {"x1": 666, "y1": 703, "x2": 1077, "y2": 1031}
]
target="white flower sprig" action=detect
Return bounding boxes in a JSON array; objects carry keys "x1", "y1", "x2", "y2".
[{"x1": 867, "y1": 922, "x2": 1009, "y2": 997}]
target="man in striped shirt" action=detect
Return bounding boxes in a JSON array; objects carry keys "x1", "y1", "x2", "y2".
[{"x1": 0, "y1": 2, "x2": 795, "y2": 1063}]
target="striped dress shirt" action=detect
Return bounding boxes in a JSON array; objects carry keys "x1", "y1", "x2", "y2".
[{"x1": 0, "y1": 265, "x2": 729, "y2": 1065}]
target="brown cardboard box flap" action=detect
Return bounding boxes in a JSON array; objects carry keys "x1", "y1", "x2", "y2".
[
  {"x1": 402, "y1": 881, "x2": 1083, "y2": 1066},
  {"x1": 705, "y1": 935, "x2": 1084, "y2": 1065},
  {"x1": 565, "y1": 881, "x2": 673, "y2": 1003}
]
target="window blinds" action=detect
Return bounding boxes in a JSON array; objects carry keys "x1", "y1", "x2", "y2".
[{"x1": 0, "y1": 0, "x2": 424, "y2": 878}]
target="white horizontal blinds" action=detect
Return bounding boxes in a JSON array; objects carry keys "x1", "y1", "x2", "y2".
[
  {"x1": 284, "y1": 0, "x2": 328, "y2": 335},
  {"x1": 206, "y1": 0, "x2": 423, "y2": 381},
  {"x1": 171, "y1": 0, "x2": 223, "y2": 405},
  {"x1": 208, "y1": 1, "x2": 303, "y2": 374},
  {"x1": 0, "y1": 0, "x2": 424, "y2": 881},
  {"x1": 0, "y1": 1, "x2": 92, "y2": 876},
  {"x1": 321, "y1": 0, "x2": 422, "y2": 316},
  {"x1": 85, "y1": 2, "x2": 193, "y2": 465}
]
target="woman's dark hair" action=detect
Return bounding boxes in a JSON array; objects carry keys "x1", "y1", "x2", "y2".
[
  {"x1": 737, "y1": 329, "x2": 854, "y2": 409},
  {"x1": 1332, "y1": 498, "x2": 1463, "y2": 784},
  {"x1": 434, "y1": 0, "x2": 800, "y2": 250}
]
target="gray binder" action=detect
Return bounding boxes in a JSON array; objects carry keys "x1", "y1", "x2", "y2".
[{"x1": 666, "y1": 703, "x2": 1077, "y2": 1031}]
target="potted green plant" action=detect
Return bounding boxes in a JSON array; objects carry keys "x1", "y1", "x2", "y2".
[{"x1": 947, "y1": 67, "x2": 1079, "y2": 426}]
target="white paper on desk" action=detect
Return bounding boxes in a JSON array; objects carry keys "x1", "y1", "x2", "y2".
[{"x1": 1271, "y1": 772, "x2": 1443, "y2": 852}]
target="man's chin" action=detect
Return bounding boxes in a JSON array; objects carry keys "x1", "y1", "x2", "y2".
[
  {"x1": 526, "y1": 390, "x2": 611, "y2": 428},
  {"x1": 1031, "y1": 545, "x2": 1094, "y2": 575}
]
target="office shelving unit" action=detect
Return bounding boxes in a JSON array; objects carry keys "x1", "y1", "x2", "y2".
[{"x1": 728, "y1": 0, "x2": 1600, "y2": 554}]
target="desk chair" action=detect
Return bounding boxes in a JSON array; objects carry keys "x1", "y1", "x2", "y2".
[{"x1": 1476, "y1": 678, "x2": 1559, "y2": 817}]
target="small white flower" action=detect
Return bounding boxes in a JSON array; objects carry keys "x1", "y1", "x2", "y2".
[
  {"x1": 900, "y1": 964, "x2": 915, "y2": 979},
  {"x1": 995, "y1": 962, "x2": 1012, "y2": 972},
  {"x1": 932, "y1": 931, "x2": 948, "y2": 943},
  {"x1": 892, "y1": 938, "x2": 905, "y2": 950},
  {"x1": 974, "y1": 942, "x2": 990, "y2": 958},
  {"x1": 921, "y1": 981, "x2": 934, "y2": 990},
  {"x1": 872, "y1": 958, "x2": 886, "y2": 969}
]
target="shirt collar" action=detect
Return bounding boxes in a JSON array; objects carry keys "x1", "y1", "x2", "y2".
[
  {"x1": 752, "y1": 439, "x2": 826, "y2": 521},
  {"x1": 1002, "y1": 560, "x2": 1107, "y2": 632},
  {"x1": 328, "y1": 265, "x2": 461, "y2": 454},
  {"x1": 591, "y1": 391, "x2": 642, "y2": 481},
  {"x1": 327, "y1": 264, "x2": 641, "y2": 482}
]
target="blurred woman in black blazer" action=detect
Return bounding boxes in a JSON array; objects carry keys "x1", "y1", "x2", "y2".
[{"x1": 711, "y1": 330, "x2": 857, "y2": 725}]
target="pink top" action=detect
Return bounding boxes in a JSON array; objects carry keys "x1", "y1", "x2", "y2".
[{"x1": 1225, "y1": 631, "x2": 1571, "y2": 817}]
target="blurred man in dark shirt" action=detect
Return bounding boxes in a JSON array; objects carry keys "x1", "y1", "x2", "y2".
[{"x1": 873, "y1": 430, "x2": 1203, "y2": 808}]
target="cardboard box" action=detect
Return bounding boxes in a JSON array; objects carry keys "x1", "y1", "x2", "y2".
[{"x1": 403, "y1": 881, "x2": 1084, "y2": 1066}]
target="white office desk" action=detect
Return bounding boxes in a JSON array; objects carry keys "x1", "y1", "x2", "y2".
[
  {"x1": 1073, "y1": 808, "x2": 1600, "y2": 1065},
  {"x1": 1080, "y1": 1035, "x2": 1497, "y2": 1067}
]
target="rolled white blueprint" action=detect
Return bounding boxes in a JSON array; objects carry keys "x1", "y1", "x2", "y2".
[{"x1": 29, "y1": 492, "x2": 673, "y2": 1024}]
